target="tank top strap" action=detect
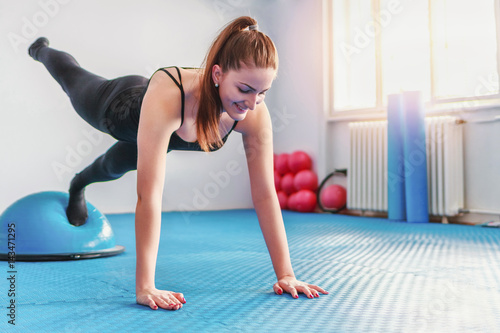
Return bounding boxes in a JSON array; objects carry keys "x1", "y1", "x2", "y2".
[
  {"x1": 229, "y1": 120, "x2": 238, "y2": 133},
  {"x1": 159, "y1": 67, "x2": 185, "y2": 126}
]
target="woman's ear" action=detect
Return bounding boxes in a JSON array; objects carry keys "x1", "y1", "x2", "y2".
[{"x1": 212, "y1": 64, "x2": 222, "y2": 86}]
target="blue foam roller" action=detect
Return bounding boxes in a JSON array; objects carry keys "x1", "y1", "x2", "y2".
[
  {"x1": 401, "y1": 91, "x2": 429, "y2": 223},
  {"x1": 387, "y1": 93, "x2": 406, "y2": 221},
  {"x1": 0, "y1": 191, "x2": 125, "y2": 260}
]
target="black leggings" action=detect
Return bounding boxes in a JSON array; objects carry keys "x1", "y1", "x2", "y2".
[{"x1": 35, "y1": 46, "x2": 147, "y2": 191}]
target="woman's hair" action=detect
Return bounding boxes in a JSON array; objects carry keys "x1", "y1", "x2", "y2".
[{"x1": 197, "y1": 16, "x2": 279, "y2": 152}]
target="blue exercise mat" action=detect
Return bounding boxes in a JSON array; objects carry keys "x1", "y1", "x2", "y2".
[{"x1": 2, "y1": 210, "x2": 499, "y2": 332}]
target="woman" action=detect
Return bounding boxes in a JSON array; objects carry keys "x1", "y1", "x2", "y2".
[{"x1": 29, "y1": 16, "x2": 328, "y2": 311}]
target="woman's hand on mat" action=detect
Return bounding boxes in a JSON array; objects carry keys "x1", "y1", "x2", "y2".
[
  {"x1": 273, "y1": 276, "x2": 329, "y2": 299},
  {"x1": 136, "y1": 287, "x2": 186, "y2": 311}
]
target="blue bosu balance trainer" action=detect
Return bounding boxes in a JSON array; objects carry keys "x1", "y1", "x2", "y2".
[{"x1": 0, "y1": 191, "x2": 125, "y2": 261}]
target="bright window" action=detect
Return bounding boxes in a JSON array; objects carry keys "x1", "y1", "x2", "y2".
[
  {"x1": 333, "y1": 0, "x2": 377, "y2": 110},
  {"x1": 330, "y1": 0, "x2": 500, "y2": 114},
  {"x1": 431, "y1": 0, "x2": 499, "y2": 101}
]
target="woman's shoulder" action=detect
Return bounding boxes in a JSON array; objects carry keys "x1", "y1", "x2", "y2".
[
  {"x1": 146, "y1": 69, "x2": 179, "y2": 97},
  {"x1": 151, "y1": 66, "x2": 200, "y2": 80},
  {"x1": 149, "y1": 67, "x2": 200, "y2": 94},
  {"x1": 140, "y1": 69, "x2": 184, "y2": 127},
  {"x1": 149, "y1": 67, "x2": 180, "y2": 85}
]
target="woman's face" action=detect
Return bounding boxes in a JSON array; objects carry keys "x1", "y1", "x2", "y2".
[{"x1": 213, "y1": 63, "x2": 276, "y2": 121}]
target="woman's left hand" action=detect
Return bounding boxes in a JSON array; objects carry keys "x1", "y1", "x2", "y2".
[{"x1": 273, "y1": 276, "x2": 329, "y2": 299}]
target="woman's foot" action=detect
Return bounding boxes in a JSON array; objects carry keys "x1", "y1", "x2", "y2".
[
  {"x1": 66, "y1": 176, "x2": 88, "y2": 226},
  {"x1": 28, "y1": 37, "x2": 49, "y2": 61}
]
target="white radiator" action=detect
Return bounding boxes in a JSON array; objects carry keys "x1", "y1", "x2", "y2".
[{"x1": 347, "y1": 116, "x2": 464, "y2": 216}]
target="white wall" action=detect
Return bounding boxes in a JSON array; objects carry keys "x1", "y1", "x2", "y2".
[{"x1": 256, "y1": 0, "x2": 327, "y2": 175}]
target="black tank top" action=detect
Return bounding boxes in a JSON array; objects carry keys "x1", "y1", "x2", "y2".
[
  {"x1": 147, "y1": 67, "x2": 238, "y2": 152},
  {"x1": 107, "y1": 67, "x2": 238, "y2": 151}
]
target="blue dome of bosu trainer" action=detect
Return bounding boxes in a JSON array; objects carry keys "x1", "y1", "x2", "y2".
[{"x1": 0, "y1": 191, "x2": 125, "y2": 261}]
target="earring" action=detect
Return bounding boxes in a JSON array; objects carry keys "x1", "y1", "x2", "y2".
[{"x1": 215, "y1": 83, "x2": 219, "y2": 88}]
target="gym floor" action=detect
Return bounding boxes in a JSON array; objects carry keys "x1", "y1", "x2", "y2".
[{"x1": 5, "y1": 210, "x2": 500, "y2": 332}]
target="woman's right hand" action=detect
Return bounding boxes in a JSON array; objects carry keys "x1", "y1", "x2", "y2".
[{"x1": 136, "y1": 288, "x2": 186, "y2": 311}]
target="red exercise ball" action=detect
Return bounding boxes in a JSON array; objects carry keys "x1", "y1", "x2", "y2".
[
  {"x1": 275, "y1": 153, "x2": 290, "y2": 175},
  {"x1": 288, "y1": 151, "x2": 312, "y2": 174},
  {"x1": 294, "y1": 170, "x2": 318, "y2": 192},
  {"x1": 274, "y1": 171, "x2": 281, "y2": 191},
  {"x1": 287, "y1": 192, "x2": 299, "y2": 211},
  {"x1": 294, "y1": 190, "x2": 317, "y2": 213},
  {"x1": 281, "y1": 173, "x2": 295, "y2": 195},
  {"x1": 277, "y1": 191, "x2": 288, "y2": 210},
  {"x1": 320, "y1": 184, "x2": 347, "y2": 210}
]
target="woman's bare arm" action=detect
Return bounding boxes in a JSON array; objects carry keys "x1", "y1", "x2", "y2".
[
  {"x1": 237, "y1": 102, "x2": 329, "y2": 298},
  {"x1": 135, "y1": 70, "x2": 186, "y2": 310}
]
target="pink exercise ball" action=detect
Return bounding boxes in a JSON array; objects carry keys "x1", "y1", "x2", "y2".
[
  {"x1": 275, "y1": 153, "x2": 290, "y2": 175},
  {"x1": 294, "y1": 170, "x2": 318, "y2": 192},
  {"x1": 320, "y1": 184, "x2": 347, "y2": 210},
  {"x1": 288, "y1": 151, "x2": 312, "y2": 174}
]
